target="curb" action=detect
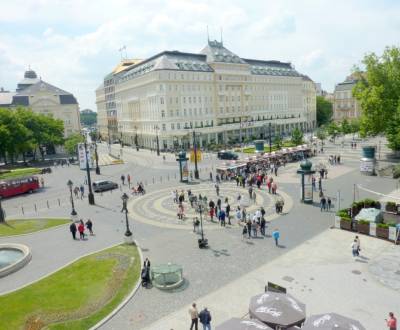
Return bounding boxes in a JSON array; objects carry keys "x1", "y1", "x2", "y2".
[
  {"x1": 89, "y1": 239, "x2": 143, "y2": 330},
  {"x1": 0, "y1": 241, "x2": 124, "y2": 296},
  {"x1": 0, "y1": 217, "x2": 70, "y2": 239}
]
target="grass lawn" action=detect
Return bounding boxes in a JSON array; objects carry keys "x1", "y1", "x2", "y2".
[
  {"x1": 0, "y1": 218, "x2": 70, "y2": 237},
  {"x1": 240, "y1": 141, "x2": 299, "y2": 154},
  {"x1": 0, "y1": 244, "x2": 141, "y2": 330},
  {"x1": 0, "y1": 167, "x2": 41, "y2": 180}
]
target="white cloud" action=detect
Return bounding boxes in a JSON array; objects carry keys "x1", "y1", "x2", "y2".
[{"x1": 1, "y1": 0, "x2": 400, "y2": 110}]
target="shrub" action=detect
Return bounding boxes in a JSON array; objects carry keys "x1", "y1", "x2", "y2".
[
  {"x1": 337, "y1": 209, "x2": 350, "y2": 218},
  {"x1": 341, "y1": 216, "x2": 351, "y2": 221},
  {"x1": 393, "y1": 165, "x2": 400, "y2": 179},
  {"x1": 386, "y1": 201, "x2": 397, "y2": 212},
  {"x1": 388, "y1": 222, "x2": 397, "y2": 227},
  {"x1": 357, "y1": 219, "x2": 370, "y2": 225},
  {"x1": 377, "y1": 223, "x2": 389, "y2": 228}
]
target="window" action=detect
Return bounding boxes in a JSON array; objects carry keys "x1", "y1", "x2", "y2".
[
  {"x1": 171, "y1": 123, "x2": 175, "y2": 130},
  {"x1": 184, "y1": 109, "x2": 187, "y2": 116},
  {"x1": 162, "y1": 124, "x2": 166, "y2": 131},
  {"x1": 160, "y1": 97, "x2": 164, "y2": 105},
  {"x1": 161, "y1": 110, "x2": 165, "y2": 118},
  {"x1": 177, "y1": 123, "x2": 180, "y2": 129}
]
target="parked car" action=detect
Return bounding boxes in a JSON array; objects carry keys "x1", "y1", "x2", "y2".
[
  {"x1": 92, "y1": 180, "x2": 118, "y2": 192},
  {"x1": 217, "y1": 150, "x2": 239, "y2": 160}
]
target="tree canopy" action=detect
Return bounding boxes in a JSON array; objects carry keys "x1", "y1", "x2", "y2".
[
  {"x1": 316, "y1": 96, "x2": 333, "y2": 126},
  {"x1": 0, "y1": 107, "x2": 64, "y2": 163},
  {"x1": 80, "y1": 110, "x2": 97, "y2": 127},
  {"x1": 353, "y1": 46, "x2": 400, "y2": 150},
  {"x1": 291, "y1": 128, "x2": 304, "y2": 145},
  {"x1": 64, "y1": 134, "x2": 84, "y2": 155}
]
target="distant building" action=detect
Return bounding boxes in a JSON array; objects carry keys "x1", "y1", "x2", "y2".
[
  {"x1": 1, "y1": 69, "x2": 81, "y2": 137},
  {"x1": 333, "y1": 75, "x2": 361, "y2": 121},
  {"x1": 96, "y1": 40, "x2": 316, "y2": 149}
]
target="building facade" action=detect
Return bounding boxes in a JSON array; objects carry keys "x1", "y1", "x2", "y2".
[
  {"x1": 2, "y1": 69, "x2": 81, "y2": 137},
  {"x1": 333, "y1": 76, "x2": 360, "y2": 121},
  {"x1": 97, "y1": 40, "x2": 316, "y2": 149}
]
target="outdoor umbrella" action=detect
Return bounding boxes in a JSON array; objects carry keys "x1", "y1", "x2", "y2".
[
  {"x1": 249, "y1": 292, "x2": 306, "y2": 328},
  {"x1": 216, "y1": 318, "x2": 273, "y2": 330},
  {"x1": 302, "y1": 313, "x2": 366, "y2": 330}
]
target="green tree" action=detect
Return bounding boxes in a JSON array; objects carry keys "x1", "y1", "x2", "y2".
[
  {"x1": 64, "y1": 134, "x2": 84, "y2": 155},
  {"x1": 349, "y1": 119, "x2": 360, "y2": 134},
  {"x1": 340, "y1": 119, "x2": 352, "y2": 134},
  {"x1": 326, "y1": 122, "x2": 340, "y2": 141},
  {"x1": 80, "y1": 110, "x2": 97, "y2": 126},
  {"x1": 291, "y1": 128, "x2": 304, "y2": 145},
  {"x1": 273, "y1": 135, "x2": 283, "y2": 149},
  {"x1": 316, "y1": 96, "x2": 333, "y2": 126},
  {"x1": 316, "y1": 128, "x2": 327, "y2": 141},
  {"x1": 353, "y1": 46, "x2": 400, "y2": 150}
]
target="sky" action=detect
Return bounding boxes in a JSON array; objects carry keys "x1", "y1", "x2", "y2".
[{"x1": 1, "y1": 0, "x2": 399, "y2": 111}]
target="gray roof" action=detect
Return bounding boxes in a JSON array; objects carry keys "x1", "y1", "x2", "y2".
[
  {"x1": 335, "y1": 79, "x2": 357, "y2": 91},
  {"x1": 116, "y1": 40, "x2": 309, "y2": 83},
  {"x1": 0, "y1": 92, "x2": 16, "y2": 106},
  {"x1": 16, "y1": 81, "x2": 74, "y2": 97},
  {"x1": 200, "y1": 40, "x2": 246, "y2": 64}
]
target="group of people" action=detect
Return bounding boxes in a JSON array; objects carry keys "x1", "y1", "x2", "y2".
[
  {"x1": 328, "y1": 154, "x2": 341, "y2": 165},
  {"x1": 73, "y1": 185, "x2": 85, "y2": 199},
  {"x1": 320, "y1": 194, "x2": 332, "y2": 212},
  {"x1": 189, "y1": 302, "x2": 212, "y2": 330},
  {"x1": 69, "y1": 219, "x2": 93, "y2": 240}
]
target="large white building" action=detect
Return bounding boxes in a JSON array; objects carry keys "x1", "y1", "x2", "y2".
[{"x1": 96, "y1": 40, "x2": 316, "y2": 149}]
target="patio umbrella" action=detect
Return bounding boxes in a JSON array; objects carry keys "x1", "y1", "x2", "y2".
[
  {"x1": 302, "y1": 313, "x2": 366, "y2": 330},
  {"x1": 249, "y1": 292, "x2": 306, "y2": 328},
  {"x1": 216, "y1": 318, "x2": 273, "y2": 330}
]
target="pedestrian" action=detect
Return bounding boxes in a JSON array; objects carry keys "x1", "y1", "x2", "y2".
[
  {"x1": 318, "y1": 177, "x2": 322, "y2": 191},
  {"x1": 189, "y1": 303, "x2": 199, "y2": 330},
  {"x1": 40, "y1": 177, "x2": 45, "y2": 187},
  {"x1": 74, "y1": 186, "x2": 79, "y2": 198},
  {"x1": 85, "y1": 219, "x2": 93, "y2": 235},
  {"x1": 248, "y1": 186, "x2": 253, "y2": 199},
  {"x1": 272, "y1": 182, "x2": 277, "y2": 195},
  {"x1": 143, "y1": 257, "x2": 151, "y2": 269},
  {"x1": 252, "y1": 191, "x2": 257, "y2": 204},
  {"x1": 127, "y1": 174, "x2": 131, "y2": 188},
  {"x1": 78, "y1": 220, "x2": 85, "y2": 240},
  {"x1": 209, "y1": 172, "x2": 213, "y2": 181},
  {"x1": 260, "y1": 217, "x2": 266, "y2": 236},
  {"x1": 226, "y1": 203, "x2": 231, "y2": 225},
  {"x1": 242, "y1": 223, "x2": 248, "y2": 240},
  {"x1": 327, "y1": 197, "x2": 332, "y2": 211},
  {"x1": 219, "y1": 209, "x2": 226, "y2": 227},
  {"x1": 272, "y1": 228, "x2": 280, "y2": 246},
  {"x1": 320, "y1": 196, "x2": 326, "y2": 211},
  {"x1": 236, "y1": 207, "x2": 242, "y2": 223},
  {"x1": 84, "y1": 175, "x2": 88, "y2": 184},
  {"x1": 246, "y1": 219, "x2": 252, "y2": 239},
  {"x1": 351, "y1": 239, "x2": 358, "y2": 257},
  {"x1": 69, "y1": 222, "x2": 77, "y2": 240},
  {"x1": 215, "y1": 183, "x2": 220, "y2": 196},
  {"x1": 178, "y1": 203, "x2": 184, "y2": 220},
  {"x1": 386, "y1": 312, "x2": 397, "y2": 330},
  {"x1": 80, "y1": 185, "x2": 84, "y2": 199},
  {"x1": 355, "y1": 235, "x2": 361, "y2": 256},
  {"x1": 199, "y1": 307, "x2": 212, "y2": 330},
  {"x1": 252, "y1": 220, "x2": 257, "y2": 237},
  {"x1": 121, "y1": 174, "x2": 125, "y2": 185}
]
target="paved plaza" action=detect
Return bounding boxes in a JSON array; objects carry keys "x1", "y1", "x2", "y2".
[{"x1": 0, "y1": 137, "x2": 399, "y2": 329}]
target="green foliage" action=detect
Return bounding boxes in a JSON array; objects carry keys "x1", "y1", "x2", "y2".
[
  {"x1": 273, "y1": 135, "x2": 282, "y2": 149},
  {"x1": 0, "y1": 218, "x2": 69, "y2": 236},
  {"x1": 349, "y1": 119, "x2": 360, "y2": 133},
  {"x1": 64, "y1": 133, "x2": 85, "y2": 155},
  {"x1": 316, "y1": 128, "x2": 327, "y2": 141},
  {"x1": 291, "y1": 128, "x2": 304, "y2": 145},
  {"x1": 377, "y1": 223, "x2": 389, "y2": 229},
  {"x1": 0, "y1": 107, "x2": 64, "y2": 162},
  {"x1": 337, "y1": 209, "x2": 350, "y2": 218},
  {"x1": 340, "y1": 119, "x2": 352, "y2": 134},
  {"x1": 357, "y1": 220, "x2": 370, "y2": 225},
  {"x1": 385, "y1": 201, "x2": 397, "y2": 212},
  {"x1": 0, "y1": 168, "x2": 41, "y2": 180},
  {"x1": 80, "y1": 110, "x2": 97, "y2": 126},
  {"x1": 326, "y1": 122, "x2": 340, "y2": 139},
  {"x1": 353, "y1": 46, "x2": 400, "y2": 150},
  {"x1": 393, "y1": 164, "x2": 400, "y2": 178},
  {"x1": 316, "y1": 96, "x2": 333, "y2": 126}
]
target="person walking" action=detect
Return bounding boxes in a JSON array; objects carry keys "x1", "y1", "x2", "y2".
[
  {"x1": 236, "y1": 207, "x2": 242, "y2": 223},
  {"x1": 69, "y1": 222, "x2": 77, "y2": 240},
  {"x1": 248, "y1": 186, "x2": 253, "y2": 200},
  {"x1": 209, "y1": 172, "x2": 213, "y2": 182},
  {"x1": 327, "y1": 197, "x2": 332, "y2": 211},
  {"x1": 246, "y1": 219, "x2": 252, "y2": 239},
  {"x1": 80, "y1": 185, "x2": 85, "y2": 199},
  {"x1": 260, "y1": 217, "x2": 266, "y2": 236},
  {"x1": 272, "y1": 229, "x2": 280, "y2": 246},
  {"x1": 199, "y1": 307, "x2": 212, "y2": 330},
  {"x1": 78, "y1": 220, "x2": 85, "y2": 240},
  {"x1": 242, "y1": 223, "x2": 248, "y2": 240},
  {"x1": 320, "y1": 196, "x2": 326, "y2": 211},
  {"x1": 226, "y1": 203, "x2": 231, "y2": 225},
  {"x1": 85, "y1": 219, "x2": 93, "y2": 235},
  {"x1": 351, "y1": 239, "x2": 358, "y2": 257},
  {"x1": 252, "y1": 220, "x2": 257, "y2": 237},
  {"x1": 219, "y1": 209, "x2": 226, "y2": 227},
  {"x1": 252, "y1": 191, "x2": 257, "y2": 204},
  {"x1": 74, "y1": 186, "x2": 79, "y2": 198},
  {"x1": 355, "y1": 235, "x2": 361, "y2": 256},
  {"x1": 189, "y1": 303, "x2": 199, "y2": 330},
  {"x1": 40, "y1": 177, "x2": 45, "y2": 187},
  {"x1": 121, "y1": 174, "x2": 125, "y2": 185},
  {"x1": 127, "y1": 174, "x2": 131, "y2": 188},
  {"x1": 215, "y1": 183, "x2": 220, "y2": 196},
  {"x1": 386, "y1": 312, "x2": 397, "y2": 330}
]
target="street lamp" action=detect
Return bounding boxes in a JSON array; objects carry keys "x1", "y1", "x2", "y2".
[
  {"x1": 195, "y1": 199, "x2": 208, "y2": 248},
  {"x1": 121, "y1": 193, "x2": 133, "y2": 244},
  {"x1": 192, "y1": 130, "x2": 199, "y2": 179},
  {"x1": 154, "y1": 125, "x2": 160, "y2": 156},
  {"x1": 67, "y1": 179, "x2": 77, "y2": 216},
  {"x1": 94, "y1": 141, "x2": 100, "y2": 175},
  {"x1": 82, "y1": 134, "x2": 95, "y2": 205}
]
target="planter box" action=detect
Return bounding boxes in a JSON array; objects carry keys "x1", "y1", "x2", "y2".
[
  {"x1": 340, "y1": 220, "x2": 352, "y2": 231},
  {"x1": 376, "y1": 227, "x2": 389, "y2": 239},
  {"x1": 357, "y1": 223, "x2": 370, "y2": 235}
]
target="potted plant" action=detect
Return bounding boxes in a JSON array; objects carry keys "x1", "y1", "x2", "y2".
[
  {"x1": 340, "y1": 216, "x2": 352, "y2": 231},
  {"x1": 385, "y1": 201, "x2": 397, "y2": 213},
  {"x1": 357, "y1": 220, "x2": 370, "y2": 235},
  {"x1": 376, "y1": 223, "x2": 389, "y2": 239}
]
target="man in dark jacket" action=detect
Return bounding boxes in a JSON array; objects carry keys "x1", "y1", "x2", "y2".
[
  {"x1": 199, "y1": 307, "x2": 211, "y2": 330},
  {"x1": 69, "y1": 222, "x2": 77, "y2": 240}
]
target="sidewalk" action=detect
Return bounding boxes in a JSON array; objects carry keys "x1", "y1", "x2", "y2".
[{"x1": 143, "y1": 229, "x2": 399, "y2": 330}]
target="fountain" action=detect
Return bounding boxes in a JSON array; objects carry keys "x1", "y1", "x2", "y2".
[{"x1": 0, "y1": 243, "x2": 31, "y2": 277}]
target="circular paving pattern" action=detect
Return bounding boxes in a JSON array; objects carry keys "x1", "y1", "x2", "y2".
[{"x1": 128, "y1": 182, "x2": 293, "y2": 230}]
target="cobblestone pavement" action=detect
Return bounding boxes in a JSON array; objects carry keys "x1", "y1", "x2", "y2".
[{"x1": 128, "y1": 182, "x2": 293, "y2": 229}]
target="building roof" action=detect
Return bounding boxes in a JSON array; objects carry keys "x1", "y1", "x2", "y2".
[
  {"x1": 116, "y1": 40, "x2": 306, "y2": 83},
  {"x1": 17, "y1": 69, "x2": 40, "y2": 91},
  {"x1": 16, "y1": 80, "x2": 73, "y2": 97}
]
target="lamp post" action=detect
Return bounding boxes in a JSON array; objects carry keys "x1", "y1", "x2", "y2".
[
  {"x1": 121, "y1": 193, "x2": 133, "y2": 244},
  {"x1": 94, "y1": 141, "x2": 100, "y2": 175},
  {"x1": 195, "y1": 199, "x2": 208, "y2": 248},
  {"x1": 269, "y1": 122, "x2": 272, "y2": 153},
  {"x1": 192, "y1": 130, "x2": 199, "y2": 179},
  {"x1": 82, "y1": 135, "x2": 95, "y2": 205},
  {"x1": 0, "y1": 196, "x2": 5, "y2": 223},
  {"x1": 155, "y1": 125, "x2": 160, "y2": 156},
  {"x1": 134, "y1": 126, "x2": 139, "y2": 151},
  {"x1": 67, "y1": 179, "x2": 77, "y2": 216}
]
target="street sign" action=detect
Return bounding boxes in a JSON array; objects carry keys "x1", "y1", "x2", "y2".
[
  {"x1": 190, "y1": 150, "x2": 202, "y2": 163},
  {"x1": 265, "y1": 282, "x2": 286, "y2": 294}
]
